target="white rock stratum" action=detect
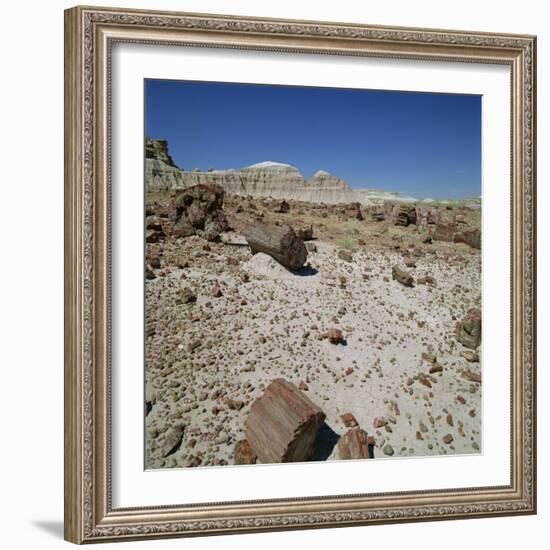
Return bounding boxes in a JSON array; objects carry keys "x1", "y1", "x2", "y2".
[{"x1": 145, "y1": 138, "x2": 372, "y2": 205}]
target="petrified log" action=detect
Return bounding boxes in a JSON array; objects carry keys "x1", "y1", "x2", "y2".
[
  {"x1": 245, "y1": 378, "x2": 326, "y2": 464},
  {"x1": 432, "y1": 222, "x2": 457, "y2": 242},
  {"x1": 394, "y1": 205, "x2": 417, "y2": 227},
  {"x1": 338, "y1": 427, "x2": 371, "y2": 460},
  {"x1": 456, "y1": 308, "x2": 482, "y2": 349},
  {"x1": 392, "y1": 265, "x2": 414, "y2": 287},
  {"x1": 454, "y1": 228, "x2": 481, "y2": 249},
  {"x1": 243, "y1": 223, "x2": 307, "y2": 269}
]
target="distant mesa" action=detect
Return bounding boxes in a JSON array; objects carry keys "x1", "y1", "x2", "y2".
[
  {"x1": 145, "y1": 138, "x2": 371, "y2": 205},
  {"x1": 144, "y1": 138, "x2": 480, "y2": 208}
]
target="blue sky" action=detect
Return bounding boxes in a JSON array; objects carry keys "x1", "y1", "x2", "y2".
[{"x1": 145, "y1": 79, "x2": 481, "y2": 199}]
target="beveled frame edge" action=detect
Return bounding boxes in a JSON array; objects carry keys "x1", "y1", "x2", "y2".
[{"x1": 64, "y1": 5, "x2": 537, "y2": 544}]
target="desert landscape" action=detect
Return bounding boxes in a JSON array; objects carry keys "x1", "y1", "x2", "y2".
[{"x1": 144, "y1": 138, "x2": 482, "y2": 469}]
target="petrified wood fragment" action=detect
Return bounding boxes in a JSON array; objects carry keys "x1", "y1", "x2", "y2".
[
  {"x1": 243, "y1": 223, "x2": 307, "y2": 269},
  {"x1": 456, "y1": 308, "x2": 482, "y2": 349},
  {"x1": 392, "y1": 265, "x2": 414, "y2": 287},
  {"x1": 245, "y1": 378, "x2": 326, "y2": 463},
  {"x1": 338, "y1": 427, "x2": 371, "y2": 460}
]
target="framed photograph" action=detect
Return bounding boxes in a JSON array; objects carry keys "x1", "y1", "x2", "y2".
[{"x1": 64, "y1": 5, "x2": 537, "y2": 544}]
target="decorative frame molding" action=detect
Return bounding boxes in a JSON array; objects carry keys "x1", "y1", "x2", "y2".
[{"x1": 64, "y1": 5, "x2": 536, "y2": 544}]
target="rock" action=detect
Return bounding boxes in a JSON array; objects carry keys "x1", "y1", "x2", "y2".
[
  {"x1": 461, "y1": 350, "x2": 480, "y2": 362},
  {"x1": 298, "y1": 381, "x2": 309, "y2": 391},
  {"x1": 177, "y1": 287, "x2": 196, "y2": 304},
  {"x1": 210, "y1": 284, "x2": 222, "y2": 298},
  {"x1": 393, "y1": 205, "x2": 417, "y2": 227},
  {"x1": 234, "y1": 439, "x2": 258, "y2": 465},
  {"x1": 454, "y1": 228, "x2": 481, "y2": 249},
  {"x1": 245, "y1": 378, "x2": 326, "y2": 463},
  {"x1": 244, "y1": 252, "x2": 295, "y2": 280},
  {"x1": 226, "y1": 398, "x2": 244, "y2": 410},
  {"x1": 145, "y1": 267, "x2": 156, "y2": 280},
  {"x1": 187, "y1": 340, "x2": 201, "y2": 352},
  {"x1": 148, "y1": 255, "x2": 161, "y2": 269},
  {"x1": 338, "y1": 427, "x2": 371, "y2": 459},
  {"x1": 278, "y1": 199, "x2": 290, "y2": 213},
  {"x1": 172, "y1": 184, "x2": 228, "y2": 241},
  {"x1": 462, "y1": 370, "x2": 482, "y2": 383},
  {"x1": 145, "y1": 215, "x2": 163, "y2": 231},
  {"x1": 373, "y1": 417, "x2": 387, "y2": 428},
  {"x1": 429, "y1": 364, "x2": 443, "y2": 374},
  {"x1": 456, "y1": 308, "x2": 481, "y2": 349},
  {"x1": 340, "y1": 412, "x2": 359, "y2": 428},
  {"x1": 392, "y1": 265, "x2": 414, "y2": 287},
  {"x1": 382, "y1": 444, "x2": 394, "y2": 456},
  {"x1": 338, "y1": 250, "x2": 353, "y2": 262},
  {"x1": 404, "y1": 257, "x2": 416, "y2": 268},
  {"x1": 161, "y1": 424, "x2": 184, "y2": 457},
  {"x1": 146, "y1": 229, "x2": 164, "y2": 243},
  {"x1": 305, "y1": 241, "x2": 318, "y2": 253},
  {"x1": 443, "y1": 434, "x2": 454, "y2": 445},
  {"x1": 322, "y1": 328, "x2": 344, "y2": 345},
  {"x1": 422, "y1": 352, "x2": 437, "y2": 364}
]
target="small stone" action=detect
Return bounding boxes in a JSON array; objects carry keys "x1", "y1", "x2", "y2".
[
  {"x1": 382, "y1": 444, "x2": 394, "y2": 456},
  {"x1": 373, "y1": 417, "x2": 387, "y2": 428},
  {"x1": 234, "y1": 439, "x2": 257, "y2": 465},
  {"x1": 340, "y1": 412, "x2": 359, "y2": 428},
  {"x1": 338, "y1": 250, "x2": 353, "y2": 262},
  {"x1": 323, "y1": 328, "x2": 344, "y2": 345},
  {"x1": 210, "y1": 285, "x2": 223, "y2": 298},
  {"x1": 443, "y1": 434, "x2": 454, "y2": 445},
  {"x1": 429, "y1": 364, "x2": 443, "y2": 374}
]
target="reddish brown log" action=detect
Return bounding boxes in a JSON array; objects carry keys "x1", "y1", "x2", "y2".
[{"x1": 245, "y1": 378, "x2": 326, "y2": 464}]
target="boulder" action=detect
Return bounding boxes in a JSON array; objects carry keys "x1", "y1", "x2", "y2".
[
  {"x1": 172, "y1": 184, "x2": 229, "y2": 241},
  {"x1": 245, "y1": 378, "x2": 326, "y2": 463}
]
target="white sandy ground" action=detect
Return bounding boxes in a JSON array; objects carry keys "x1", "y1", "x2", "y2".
[{"x1": 144, "y1": 235, "x2": 482, "y2": 469}]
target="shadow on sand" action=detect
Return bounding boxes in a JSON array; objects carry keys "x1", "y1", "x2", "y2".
[
  {"x1": 290, "y1": 266, "x2": 319, "y2": 277},
  {"x1": 310, "y1": 422, "x2": 340, "y2": 461}
]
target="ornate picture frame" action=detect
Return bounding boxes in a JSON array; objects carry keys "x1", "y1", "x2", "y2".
[{"x1": 64, "y1": 5, "x2": 536, "y2": 544}]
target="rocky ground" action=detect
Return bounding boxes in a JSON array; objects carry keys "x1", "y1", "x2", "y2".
[{"x1": 145, "y1": 192, "x2": 482, "y2": 469}]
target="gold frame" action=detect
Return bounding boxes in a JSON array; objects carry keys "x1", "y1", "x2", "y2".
[{"x1": 64, "y1": 5, "x2": 537, "y2": 544}]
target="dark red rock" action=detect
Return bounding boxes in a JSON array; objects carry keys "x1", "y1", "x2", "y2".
[{"x1": 338, "y1": 427, "x2": 371, "y2": 460}]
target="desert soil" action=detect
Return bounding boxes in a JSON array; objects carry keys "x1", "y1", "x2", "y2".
[{"x1": 145, "y1": 194, "x2": 482, "y2": 469}]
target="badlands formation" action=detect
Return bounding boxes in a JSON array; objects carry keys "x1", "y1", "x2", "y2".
[
  {"x1": 144, "y1": 140, "x2": 482, "y2": 469},
  {"x1": 146, "y1": 138, "x2": 372, "y2": 205}
]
